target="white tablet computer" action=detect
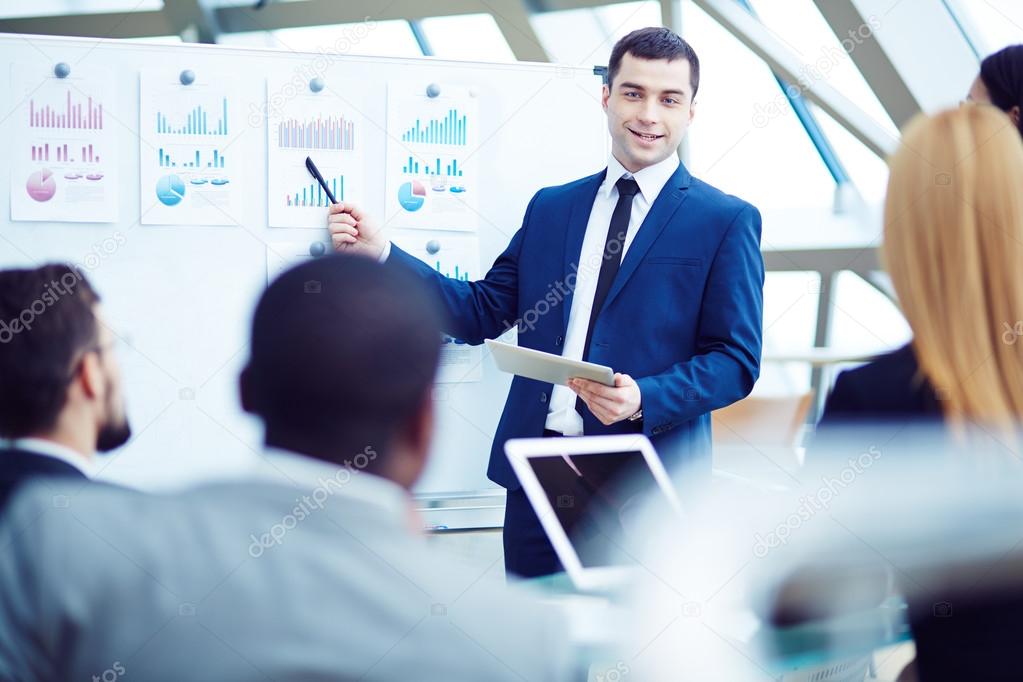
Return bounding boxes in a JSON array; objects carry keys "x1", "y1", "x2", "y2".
[
  {"x1": 505, "y1": 434, "x2": 684, "y2": 591},
  {"x1": 485, "y1": 339, "x2": 614, "y2": 387}
]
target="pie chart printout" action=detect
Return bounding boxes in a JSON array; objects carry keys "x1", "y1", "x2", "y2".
[
  {"x1": 26, "y1": 169, "x2": 57, "y2": 202},
  {"x1": 156, "y1": 174, "x2": 186, "y2": 207},
  {"x1": 398, "y1": 180, "x2": 426, "y2": 212}
]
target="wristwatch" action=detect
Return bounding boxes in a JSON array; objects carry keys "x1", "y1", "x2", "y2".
[{"x1": 627, "y1": 409, "x2": 643, "y2": 422}]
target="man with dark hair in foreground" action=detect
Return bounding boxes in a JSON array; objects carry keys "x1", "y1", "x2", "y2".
[
  {"x1": 0, "y1": 263, "x2": 131, "y2": 508},
  {"x1": 0, "y1": 255, "x2": 572, "y2": 682}
]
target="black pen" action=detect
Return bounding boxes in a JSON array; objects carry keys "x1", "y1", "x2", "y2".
[{"x1": 305, "y1": 156, "x2": 338, "y2": 205}]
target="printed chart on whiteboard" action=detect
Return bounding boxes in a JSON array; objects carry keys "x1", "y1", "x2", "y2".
[
  {"x1": 385, "y1": 83, "x2": 479, "y2": 232},
  {"x1": 266, "y1": 76, "x2": 365, "y2": 228},
  {"x1": 391, "y1": 231, "x2": 483, "y2": 383},
  {"x1": 139, "y1": 71, "x2": 244, "y2": 225},
  {"x1": 9, "y1": 63, "x2": 119, "y2": 222}
]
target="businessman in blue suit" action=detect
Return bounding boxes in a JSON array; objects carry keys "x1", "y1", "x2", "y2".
[{"x1": 329, "y1": 27, "x2": 764, "y2": 577}]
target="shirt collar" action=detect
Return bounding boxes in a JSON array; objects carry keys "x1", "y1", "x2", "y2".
[
  {"x1": 6, "y1": 438, "x2": 93, "y2": 477},
  {"x1": 601, "y1": 152, "x2": 681, "y2": 201},
  {"x1": 249, "y1": 446, "x2": 411, "y2": 521}
]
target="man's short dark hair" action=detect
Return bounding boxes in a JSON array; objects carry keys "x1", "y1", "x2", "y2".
[
  {"x1": 608, "y1": 26, "x2": 700, "y2": 99},
  {"x1": 242, "y1": 255, "x2": 443, "y2": 468},
  {"x1": 0, "y1": 264, "x2": 99, "y2": 438}
]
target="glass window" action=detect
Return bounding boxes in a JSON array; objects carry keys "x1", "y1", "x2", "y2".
[
  {"x1": 747, "y1": 0, "x2": 898, "y2": 138},
  {"x1": 530, "y1": 1, "x2": 661, "y2": 67},
  {"x1": 683, "y1": 3, "x2": 836, "y2": 212},
  {"x1": 947, "y1": 0, "x2": 1023, "y2": 57},
  {"x1": 218, "y1": 20, "x2": 422, "y2": 58},
  {"x1": 829, "y1": 270, "x2": 911, "y2": 354},
  {"x1": 530, "y1": 7, "x2": 608, "y2": 66},
  {"x1": 418, "y1": 13, "x2": 515, "y2": 62},
  {"x1": 758, "y1": 271, "x2": 821, "y2": 394}
]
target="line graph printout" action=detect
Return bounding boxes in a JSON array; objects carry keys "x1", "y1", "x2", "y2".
[{"x1": 10, "y1": 63, "x2": 119, "y2": 222}]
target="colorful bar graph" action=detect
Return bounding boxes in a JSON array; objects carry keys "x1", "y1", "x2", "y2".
[
  {"x1": 434, "y1": 261, "x2": 469, "y2": 281},
  {"x1": 277, "y1": 115, "x2": 355, "y2": 151},
  {"x1": 401, "y1": 109, "x2": 468, "y2": 146},
  {"x1": 286, "y1": 175, "x2": 345, "y2": 208},
  {"x1": 401, "y1": 155, "x2": 463, "y2": 177},
  {"x1": 29, "y1": 91, "x2": 104, "y2": 130},
  {"x1": 156, "y1": 98, "x2": 228, "y2": 136},
  {"x1": 158, "y1": 147, "x2": 227, "y2": 168}
]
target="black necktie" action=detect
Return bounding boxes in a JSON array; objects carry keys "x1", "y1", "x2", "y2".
[{"x1": 576, "y1": 176, "x2": 640, "y2": 418}]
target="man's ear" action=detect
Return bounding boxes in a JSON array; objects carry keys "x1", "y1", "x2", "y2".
[
  {"x1": 1012, "y1": 105, "x2": 1021, "y2": 130},
  {"x1": 78, "y1": 352, "x2": 105, "y2": 401},
  {"x1": 408, "y1": 391, "x2": 435, "y2": 463},
  {"x1": 601, "y1": 83, "x2": 610, "y2": 112},
  {"x1": 239, "y1": 365, "x2": 255, "y2": 414}
]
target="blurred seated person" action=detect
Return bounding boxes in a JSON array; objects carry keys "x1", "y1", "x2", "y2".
[
  {"x1": 0, "y1": 264, "x2": 131, "y2": 508},
  {"x1": 0, "y1": 255, "x2": 572, "y2": 682},
  {"x1": 818, "y1": 105, "x2": 1023, "y2": 681}
]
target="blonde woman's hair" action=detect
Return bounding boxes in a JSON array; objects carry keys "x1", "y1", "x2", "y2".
[{"x1": 883, "y1": 104, "x2": 1023, "y2": 429}]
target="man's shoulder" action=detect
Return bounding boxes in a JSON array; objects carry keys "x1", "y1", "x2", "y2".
[
  {"x1": 531, "y1": 169, "x2": 606, "y2": 205},
  {"x1": 686, "y1": 175, "x2": 758, "y2": 219}
]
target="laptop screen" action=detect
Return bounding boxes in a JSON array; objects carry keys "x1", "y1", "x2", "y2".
[{"x1": 526, "y1": 449, "x2": 670, "y2": 568}]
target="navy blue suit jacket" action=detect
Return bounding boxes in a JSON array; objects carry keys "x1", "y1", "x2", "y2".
[
  {"x1": 0, "y1": 448, "x2": 87, "y2": 509},
  {"x1": 390, "y1": 162, "x2": 764, "y2": 488}
]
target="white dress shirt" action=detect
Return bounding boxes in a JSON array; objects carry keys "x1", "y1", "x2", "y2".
[
  {"x1": 545, "y1": 152, "x2": 680, "y2": 435},
  {"x1": 7, "y1": 437, "x2": 94, "y2": 477},
  {"x1": 380, "y1": 152, "x2": 679, "y2": 435}
]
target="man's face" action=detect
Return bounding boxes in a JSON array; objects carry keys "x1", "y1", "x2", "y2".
[
  {"x1": 602, "y1": 53, "x2": 695, "y2": 173},
  {"x1": 967, "y1": 76, "x2": 991, "y2": 105},
  {"x1": 92, "y1": 309, "x2": 131, "y2": 453}
]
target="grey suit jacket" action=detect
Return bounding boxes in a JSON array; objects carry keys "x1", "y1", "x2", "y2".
[{"x1": 0, "y1": 449, "x2": 573, "y2": 681}]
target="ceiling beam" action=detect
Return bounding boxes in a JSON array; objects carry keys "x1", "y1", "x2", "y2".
[
  {"x1": 488, "y1": 1, "x2": 549, "y2": 63},
  {"x1": 0, "y1": 10, "x2": 172, "y2": 38},
  {"x1": 812, "y1": 0, "x2": 920, "y2": 129}
]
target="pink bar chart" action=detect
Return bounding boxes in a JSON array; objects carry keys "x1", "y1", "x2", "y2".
[{"x1": 29, "y1": 91, "x2": 104, "y2": 130}]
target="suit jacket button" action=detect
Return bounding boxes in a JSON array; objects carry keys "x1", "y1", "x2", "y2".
[
  {"x1": 556, "y1": 335, "x2": 564, "y2": 346},
  {"x1": 540, "y1": 392, "x2": 548, "y2": 403}
]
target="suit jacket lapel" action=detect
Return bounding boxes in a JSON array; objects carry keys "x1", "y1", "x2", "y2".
[
  {"x1": 562, "y1": 169, "x2": 606, "y2": 329},
  {"x1": 600, "y1": 163, "x2": 691, "y2": 313}
]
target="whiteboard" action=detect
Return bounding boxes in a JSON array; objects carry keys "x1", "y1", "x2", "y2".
[{"x1": 0, "y1": 33, "x2": 608, "y2": 496}]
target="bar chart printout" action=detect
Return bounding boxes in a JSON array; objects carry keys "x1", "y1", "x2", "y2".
[
  {"x1": 385, "y1": 82, "x2": 479, "y2": 232},
  {"x1": 10, "y1": 63, "x2": 119, "y2": 222},
  {"x1": 390, "y1": 232, "x2": 483, "y2": 382},
  {"x1": 266, "y1": 75, "x2": 365, "y2": 228},
  {"x1": 140, "y1": 71, "x2": 243, "y2": 226}
]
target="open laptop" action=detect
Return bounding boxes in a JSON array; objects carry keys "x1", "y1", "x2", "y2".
[{"x1": 505, "y1": 434, "x2": 684, "y2": 591}]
